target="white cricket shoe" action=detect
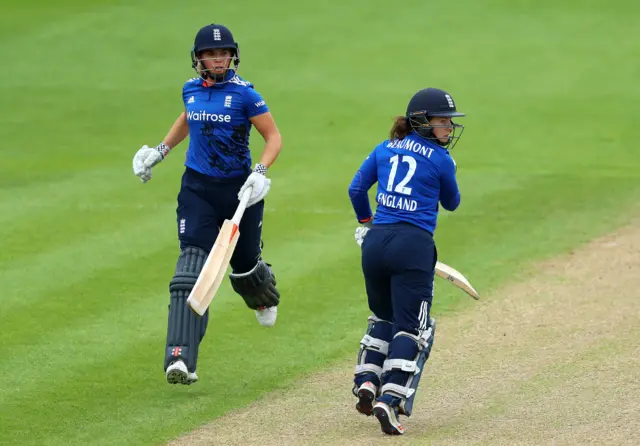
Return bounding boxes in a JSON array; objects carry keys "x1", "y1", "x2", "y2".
[
  {"x1": 255, "y1": 306, "x2": 277, "y2": 327},
  {"x1": 184, "y1": 370, "x2": 198, "y2": 385},
  {"x1": 166, "y1": 360, "x2": 198, "y2": 385}
]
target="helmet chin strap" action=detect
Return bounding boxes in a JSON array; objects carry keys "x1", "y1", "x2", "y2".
[{"x1": 204, "y1": 71, "x2": 226, "y2": 82}]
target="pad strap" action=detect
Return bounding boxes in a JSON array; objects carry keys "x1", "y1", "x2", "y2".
[
  {"x1": 380, "y1": 383, "x2": 415, "y2": 399},
  {"x1": 382, "y1": 358, "x2": 420, "y2": 374},
  {"x1": 360, "y1": 334, "x2": 389, "y2": 355},
  {"x1": 396, "y1": 328, "x2": 434, "y2": 350},
  {"x1": 355, "y1": 364, "x2": 383, "y2": 377}
]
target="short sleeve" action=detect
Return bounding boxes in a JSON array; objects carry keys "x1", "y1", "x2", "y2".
[{"x1": 243, "y1": 87, "x2": 269, "y2": 118}]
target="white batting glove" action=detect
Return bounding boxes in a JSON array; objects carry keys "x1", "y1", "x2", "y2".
[
  {"x1": 354, "y1": 226, "x2": 370, "y2": 247},
  {"x1": 239, "y1": 164, "x2": 271, "y2": 207},
  {"x1": 132, "y1": 143, "x2": 170, "y2": 183}
]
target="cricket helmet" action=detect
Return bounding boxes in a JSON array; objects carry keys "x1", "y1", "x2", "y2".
[
  {"x1": 191, "y1": 24, "x2": 240, "y2": 82},
  {"x1": 406, "y1": 88, "x2": 466, "y2": 149}
]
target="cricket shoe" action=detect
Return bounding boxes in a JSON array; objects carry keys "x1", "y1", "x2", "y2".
[
  {"x1": 166, "y1": 360, "x2": 198, "y2": 385},
  {"x1": 355, "y1": 381, "x2": 377, "y2": 416},
  {"x1": 373, "y1": 401, "x2": 405, "y2": 435},
  {"x1": 255, "y1": 306, "x2": 277, "y2": 327}
]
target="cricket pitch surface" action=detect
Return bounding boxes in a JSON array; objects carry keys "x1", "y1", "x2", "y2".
[{"x1": 170, "y1": 224, "x2": 640, "y2": 446}]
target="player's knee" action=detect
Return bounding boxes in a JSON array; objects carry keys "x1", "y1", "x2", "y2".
[
  {"x1": 179, "y1": 237, "x2": 213, "y2": 255},
  {"x1": 394, "y1": 299, "x2": 431, "y2": 335},
  {"x1": 230, "y1": 239, "x2": 263, "y2": 273},
  {"x1": 229, "y1": 260, "x2": 280, "y2": 309},
  {"x1": 170, "y1": 246, "x2": 208, "y2": 294},
  {"x1": 230, "y1": 255, "x2": 261, "y2": 275}
]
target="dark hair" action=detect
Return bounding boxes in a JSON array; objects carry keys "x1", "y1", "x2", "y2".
[{"x1": 389, "y1": 116, "x2": 411, "y2": 141}]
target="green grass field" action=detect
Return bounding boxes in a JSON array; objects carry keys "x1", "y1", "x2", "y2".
[{"x1": 2, "y1": 0, "x2": 639, "y2": 444}]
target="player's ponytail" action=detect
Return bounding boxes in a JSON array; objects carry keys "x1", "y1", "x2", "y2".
[{"x1": 389, "y1": 116, "x2": 410, "y2": 141}]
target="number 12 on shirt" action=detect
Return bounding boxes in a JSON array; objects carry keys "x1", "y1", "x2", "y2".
[{"x1": 387, "y1": 154, "x2": 417, "y2": 195}]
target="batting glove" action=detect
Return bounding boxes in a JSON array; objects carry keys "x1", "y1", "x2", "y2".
[
  {"x1": 354, "y1": 217, "x2": 373, "y2": 247},
  {"x1": 354, "y1": 226, "x2": 370, "y2": 247},
  {"x1": 132, "y1": 143, "x2": 170, "y2": 183},
  {"x1": 239, "y1": 164, "x2": 271, "y2": 207}
]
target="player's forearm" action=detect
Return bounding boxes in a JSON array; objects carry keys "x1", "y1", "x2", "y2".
[
  {"x1": 348, "y1": 173, "x2": 373, "y2": 222},
  {"x1": 349, "y1": 193, "x2": 373, "y2": 223},
  {"x1": 440, "y1": 194, "x2": 460, "y2": 212},
  {"x1": 439, "y1": 173, "x2": 461, "y2": 211},
  {"x1": 257, "y1": 131, "x2": 282, "y2": 168},
  {"x1": 162, "y1": 112, "x2": 189, "y2": 149}
]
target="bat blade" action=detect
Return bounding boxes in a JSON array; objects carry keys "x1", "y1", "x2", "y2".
[
  {"x1": 435, "y1": 261, "x2": 480, "y2": 300},
  {"x1": 187, "y1": 219, "x2": 240, "y2": 316}
]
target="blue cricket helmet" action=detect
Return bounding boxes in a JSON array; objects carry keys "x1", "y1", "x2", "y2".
[
  {"x1": 406, "y1": 88, "x2": 466, "y2": 149},
  {"x1": 190, "y1": 24, "x2": 240, "y2": 82}
]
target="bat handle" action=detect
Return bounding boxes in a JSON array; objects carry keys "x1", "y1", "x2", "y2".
[{"x1": 231, "y1": 186, "x2": 253, "y2": 225}]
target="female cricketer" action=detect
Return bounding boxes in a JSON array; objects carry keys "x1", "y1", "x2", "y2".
[
  {"x1": 132, "y1": 24, "x2": 282, "y2": 385},
  {"x1": 347, "y1": 87, "x2": 465, "y2": 435}
]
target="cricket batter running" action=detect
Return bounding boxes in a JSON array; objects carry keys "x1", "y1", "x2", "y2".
[
  {"x1": 132, "y1": 24, "x2": 282, "y2": 385},
  {"x1": 348, "y1": 88, "x2": 465, "y2": 435}
]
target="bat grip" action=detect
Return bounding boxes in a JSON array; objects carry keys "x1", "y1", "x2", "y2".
[{"x1": 231, "y1": 186, "x2": 253, "y2": 225}]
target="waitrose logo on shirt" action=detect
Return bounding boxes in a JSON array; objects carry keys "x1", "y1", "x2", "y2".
[{"x1": 187, "y1": 110, "x2": 232, "y2": 122}]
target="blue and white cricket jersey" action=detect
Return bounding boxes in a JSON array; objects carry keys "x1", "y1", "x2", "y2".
[
  {"x1": 182, "y1": 73, "x2": 269, "y2": 178},
  {"x1": 348, "y1": 131, "x2": 460, "y2": 235}
]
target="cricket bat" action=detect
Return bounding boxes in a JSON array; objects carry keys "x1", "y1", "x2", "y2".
[
  {"x1": 435, "y1": 261, "x2": 480, "y2": 300},
  {"x1": 187, "y1": 187, "x2": 252, "y2": 316}
]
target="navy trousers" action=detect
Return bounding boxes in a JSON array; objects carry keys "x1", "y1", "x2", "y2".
[
  {"x1": 176, "y1": 167, "x2": 263, "y2": 273},
  {"x1": 361, "y1": 222, "x2": 437, "y2": 334},
  {"x1": 355, "y1": 222, "x2": 437, "y2": 399}
]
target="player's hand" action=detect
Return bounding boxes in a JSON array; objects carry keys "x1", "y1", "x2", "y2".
[
  {"x1": 354, "y1": 226, "x2": 370, "y2": 247},
  {"x1": 239, "y1": 164, "x2": 271, "y2": 207},
  {"x1": 132, "y1": 144, "x2": 168, "y2": 183}
]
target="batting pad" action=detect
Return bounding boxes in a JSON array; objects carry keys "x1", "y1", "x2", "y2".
[{"x1": 165, "y1": 246, "x2": 209, "y2": 373}]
